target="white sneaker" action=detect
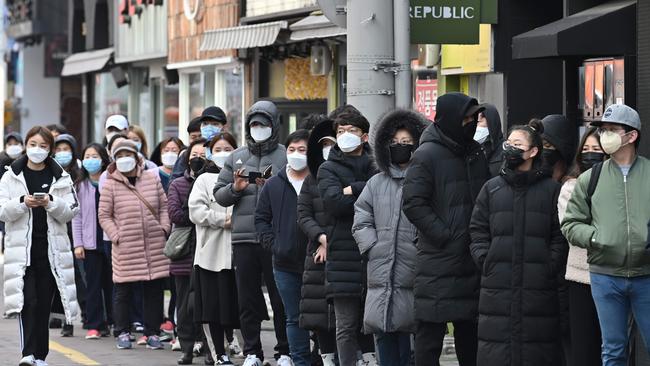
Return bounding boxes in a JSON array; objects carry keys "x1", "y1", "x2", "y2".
[
  {"x1": 242, "y1": 354, "x2": 263, "y2": 366},
  {"x1": 35, "y1": 361, "x2": 48, "y2": 366},
  {"x1": 19, "y1": 355, "x2": 37, "y2": 366},
  {"x1": 170, "y1": 339, "x2": 181, "y2": 351},
  {"x1": 228, "y1": 337, "x2": 243, "y2": 357},
  {"x1": 362, "y1": 352, "x2": 377, "y2": 366},
  {"x1": 277, "y1": 355, "x2": 294, "y2": 366},
  {"x1": 193, "y1": 341, "x2": 203, "y2": 356},
  {"x1": 321, "y1": 353, "x2": 336, "y2": 366}
]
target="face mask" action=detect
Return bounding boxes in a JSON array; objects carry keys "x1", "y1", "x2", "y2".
[
  {"x1": 600, "y1": 131, "x2": 627, "y2": 155},
  {"x1": 337, "y1": 132, "x2": 362, "y2": 153},
  {"x1": 473, "y1": 126, "x2": 490, "y2": 144},
  {"x1": 322, "y1": 145, "x2": 332, "y2": 160},
  {"x1": 503, "y1": 145, "x2": 527, "y2": 170},
  {"x1": 287, "y1": 152, "x2": 307, "y2": 171},
  {"x1": 116, "y1": 156, "x2": 137, "y2": 173},
  {"x1": 579, "y1": 151, "x2": 605, "y2": 171},
  {"x1": 189, "y1": 157, "x2": 205, "y2": 173},
  {"x1": 6, "y1": 145, "x2": 22, "y2": 159},
  {"x1": 389, "y1": 144, "x2": 415, "y2": 165},
  {"x1": 463, "y1": 120, "x2": 478, "y2": 142},
  {"x1": 211, "y1": 151, "x2": 231, "y2": 168},
  {"x1": 26, "y1": 147, "x2": 49, "y2": 164},
  {"x1": 135, "y1": 142, "x2": 143, "y2": 152},
  {"x1": 54, "y1": 151, "x2": 73, "y2": 167},
  {"x1": 250, "y1": 126, "x2": 272, "y2": 142},
  {"x1": 542, "y1": 149, "x2": 562, "y2": 168},
  {"x1": 82, "y1": 158, "x2": 103, "y2": 174},
  {"x1": 201, "y1": 125, "x2": 221, "y2": 141},
  {"x1": 161, "y1": 152, "x2": 178, "y2": 168}
]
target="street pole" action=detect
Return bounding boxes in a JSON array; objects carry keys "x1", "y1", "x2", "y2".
[
  {"x1": 393, "y1": 0, "x2": 411, "y2": 109},
  {"x1": 346, "y1": 0, "x2": 395, "y2": 127}
]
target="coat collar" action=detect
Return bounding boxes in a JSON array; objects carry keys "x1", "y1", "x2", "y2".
[{"x1": 10, "y1": 155, "x2": 66, "y2": 182}]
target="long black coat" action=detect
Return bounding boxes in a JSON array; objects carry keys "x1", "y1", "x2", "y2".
[
  {"x1": 317, "y1": 144, "x2": 376, "y2": 299},
  {"x1": 402, "y1": 93, "x2": 489, "y2": 323},
  {"x1": 469, "y1": 168, "x2": 568, "y2": 366}
]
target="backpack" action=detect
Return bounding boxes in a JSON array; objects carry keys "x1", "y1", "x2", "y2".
[{"x1": 585, "y1": 162, "x2": 604, "y2": 210}]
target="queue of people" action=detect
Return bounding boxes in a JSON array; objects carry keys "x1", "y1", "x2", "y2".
[{"x1": 2, "y1": 94, "x2": 649, "y2": 366}]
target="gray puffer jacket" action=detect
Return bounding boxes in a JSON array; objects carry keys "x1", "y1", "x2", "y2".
[
  {"x1": 352, "y1": 109, "x2": 426, "y2": 334},
  {"x1": 214, "y1": 101, "x2": 287, "y2": 245}
]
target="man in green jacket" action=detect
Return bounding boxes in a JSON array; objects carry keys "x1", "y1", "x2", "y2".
[{"x1": 561, "y1": 104, "x2": 650, "y2": 366}]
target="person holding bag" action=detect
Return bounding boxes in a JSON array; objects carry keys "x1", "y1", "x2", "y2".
[{"x1": 98, "y1": 139, "x2": 171, "y2": 351}]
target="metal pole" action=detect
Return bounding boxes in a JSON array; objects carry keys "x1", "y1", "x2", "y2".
[
  {"x1": 393, "y1": 0, "x2": 411, "y2": 109},
  {"x1": 346, "y1": 0, "x2": 395, "y2": 127}
]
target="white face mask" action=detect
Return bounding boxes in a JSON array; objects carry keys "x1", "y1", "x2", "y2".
[
  {"x1": 211, "y1": 151, "x2": 231, "y2": 168},
  {"x1": 161, "y1": 152, "x2": 178, "y2": 168},
  {"x1": 322, "y1": 145, "x2": 332, "y2": 160},
  {"x1": 287, "y1": 152, "x2": 307, "y2": 171},
  {"x1": 250, "y1": 126, "x2": 273, "y2": 142},
  {"x1": 26, "y1": 147, "x2": 49, "y2": 164},
  {"x1": 337, "y1": 132, "x2": 362, "y2": 153},
  {"x1": 600, "y1": 130, "x2": 628, "y2": 155},
  {"x1": 116, "y1": 156, "x2": 137, "y2": 173},
  {"x1": 473, "y1": 126, "x2": 490, "y2": 144},
  {"x1": 6, "y1": 144, "x2": 23, "y2": 159}
]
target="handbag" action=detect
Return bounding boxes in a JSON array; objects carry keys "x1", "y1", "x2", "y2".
[{"x1": 164, "y1": 226, "x2": 194, "y2": 260}]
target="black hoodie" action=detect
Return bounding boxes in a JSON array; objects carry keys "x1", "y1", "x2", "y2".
[{"x1": 480, "y1": 104, "x2": 505, "y2": 177}]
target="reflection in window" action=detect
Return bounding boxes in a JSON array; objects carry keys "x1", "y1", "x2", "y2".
[{"x1": 93, "y1": 72, "x2": 128, "y2": 143}]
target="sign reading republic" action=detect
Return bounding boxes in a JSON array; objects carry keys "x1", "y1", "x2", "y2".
[{"x1": 410, "y1": 0, "x2": 481, "y2": 44}]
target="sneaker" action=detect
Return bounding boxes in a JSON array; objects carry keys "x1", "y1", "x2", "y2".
[
  {"x1": 321, "y1": 354, "x2": 336, "y2": 366},
  {"x1": 146, "y1": 335, "x2": 164, "y2": 350},
  {"x1": 132, "y1": 322, "x2": 144, "y2": 333},
  {"x1": 136, "y1": 336, "x2": 148, "y2": 346},
  {"x1": 116, "y1": 333, "x2": 132, "y2": 349},
  {"x1": 34, "y1": 360, "x2": 48, "y2": 366},
  {"x1": 160, "y1": 320, "x2": 175, "y2": 334},
  {"x1": 228, "y1": 337, "x2": 243, "y2": 357},
  {"x1": 171, "y1": 339, "x2": 182, "y2": 351},
  {"x1": 19, "y1": 355, "x2": 37, "y2": 366},
  {"x1": 159, "y1": 333, "x2": 173, "y2": 342},
  {"x1": 216, "y1": 355, "x2": 234, "y2": 365},
  {"x1": 85, "y1": 329, "x2": 101, "y2": 340},
  {"x1": 242, "y1": 355, "x2": 263, "y2": 366},
  {"x1": 100, "y1": 327, "x2": 111, "y2": 337},
  {"x1": 193, "y1": 342, "x2": 204, "y2": 357},
  {"x1": 61, "y1": 324, "x2": 73, "y2": 337},
  {"x1": 277, "y1": 355, "x2": 294, "y2": 366},
  {"x1": 129, "y1": 334, "x2": 136, "y2": 342}
]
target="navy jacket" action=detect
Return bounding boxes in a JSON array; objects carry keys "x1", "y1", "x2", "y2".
[{"x1": 255, "y1": 166, "x2": 307, "y2": 273}]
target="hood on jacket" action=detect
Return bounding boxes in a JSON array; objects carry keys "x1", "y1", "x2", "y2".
[
  {"x1": 433, "y1": 92, "x2": 482, "y2": 146},
  {"x1": 374, "y1": 109, "x2": 428, "y2": 174},
  {"x1": 541, "y1": 114, "x2": 578, "y2": 164},
  {"x1": 500, "y1": 165, "x2": 549, "y2": 188},
  {"x1": 10, "y1": 155, "x2": 65, "y2": 180},
  {"x1": 55, "y1": 134, "x2": 78, "y2": 152},
  {"x1": 483, "y1": 104, "x2": 503, "y2": 147},
  {"x1": 307, "y1": 119, "x2": 336, "y2": 177},
  {"x1": 245, "y1": 100, "x2": 280, "y2": 156}
]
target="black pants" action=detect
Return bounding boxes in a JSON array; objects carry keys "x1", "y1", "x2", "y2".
[
  {"x1": 233, "y1": 243, "x2": 289, "y2": 359},
  {"x1": 167, "y1": 276, "x2": 177, "y2": 322},
  {"x1": 113, "y1": 279, "x2": 164, "y2": 337},
  {"x1": 175, "y1": 275, "x2": 197, "y2": 353},
  {"x1": 203, "y1": 323, "x2": 225, "y2": 359},
  {"x1": 83, "y1": 248, "x2": 113, "y2": 330},
  {"x1": 21, "y1": 257, "x2": 57, "y2": 360},
  {"x1": 415, "y1": 320, "x2": 477, "y2": 366},
  {"x1": 317, "y1": 329, "x2": 337, "y2": 354},
  {"x1": 568, "y1": 281, "x2": 602, "y2": 366}
]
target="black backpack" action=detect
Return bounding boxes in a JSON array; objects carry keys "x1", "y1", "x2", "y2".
[{"x1": 585, "y1": 162, "x2": 604, "y2": 210}]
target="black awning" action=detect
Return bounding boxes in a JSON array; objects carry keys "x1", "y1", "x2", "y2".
[{"x1": 512, "y1": 0, "x2": 635, "y2": 60}]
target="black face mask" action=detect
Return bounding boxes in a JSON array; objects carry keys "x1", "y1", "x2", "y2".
[
  {"x1": 579, "y1": 151, "x2": 605, "y2": 171},
  {"x1": 189, "y1": 157, "x2": 205, "y2": 173},
  {"x1": 462, "y1": 120, "x2": 478, "y2": 142},
  {"x1": 389, "y1": 144, "x2": 415, "y2": 165},
  {"x1": 542, "y1": 149, "x2": 562, "y2": 168},
  {"x1": 503, "y1": 145, "x2": 527, "y2": 169}
]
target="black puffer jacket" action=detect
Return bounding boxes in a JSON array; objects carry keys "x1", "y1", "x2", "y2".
[
  {"x1": 481, "y1": 104, "x2": 504, "y2": 177},
  {"x1": 402, "y1": 92, "x2": 489, "y2": 323},
  {"x1": 298, "y1": 120, "x2": 336, "y2": 330},
  {"x1": 469, "y1": 167, "x2": 567, "y2": 366},
  {"x1": 317, "y1": 143, "x2": 376, "y2": 299}
]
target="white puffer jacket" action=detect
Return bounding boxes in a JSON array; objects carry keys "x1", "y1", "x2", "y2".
[{"x1": 0, "y1": 156, "x2": 80, "y2": 321}]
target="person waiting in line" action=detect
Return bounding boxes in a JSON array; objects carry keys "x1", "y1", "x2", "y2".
[
  {"x1": 45, "y1": 123, "x2": 68, "y2": 139},
  {"x1": 127, "y1": 125, "x2": 158, "y2": 170},
  {"x1": 352, "y1": 109, "x2": 427, "y2": 366},
  {"x1": 474, "y1": 104, "x2": 504, "y2": 177},
  {"x1": 104, "y1": 114, "x2": 129, "y2": 147},
  {"x1": 469, "y1": 119, "x2": 568, "y2": 366},
  {"x1": 0, "y1": 132, "x2": 24, "y2": 177},
  {"x1": 155, "y1": 137, "x2": 185, "y2": 194},
  {"x1": 0, "y1": 126, "x2": 80, "y2": 366}
]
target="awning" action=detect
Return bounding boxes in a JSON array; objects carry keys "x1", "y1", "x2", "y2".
[
  {"x1": 61, "y1": 48, "x2": 114, "y2": 76},
  {"x1": 200, "y1": 21, "x2": 288, "y2": 52},
  {"x1": 290, "y1": 15, "x2": 346, "y2": 41},
  {"x1": 512, "y1": 0, "x2": 635, "y2": 60}
]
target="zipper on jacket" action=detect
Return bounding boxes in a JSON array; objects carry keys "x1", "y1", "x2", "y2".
[{"x1": 624, "y1": 174, "x2": 631, "y2": 277}]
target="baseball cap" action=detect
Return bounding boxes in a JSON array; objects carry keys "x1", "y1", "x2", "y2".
[
  {"x1": 112, "y1": 139, "x2": 139, "y2": 159},
  {"x1": 249, "y1": 114, "x2": 272, "y2": 127},
  {"x1": 592, "y1": 104, "x2": 641, "y2": 131},
  {"x1": 198, "y1": 106, "x2": 227, "y2": 124},
  {"x1": 105, "y1": 114, "x2": 129, "y2": 131}
]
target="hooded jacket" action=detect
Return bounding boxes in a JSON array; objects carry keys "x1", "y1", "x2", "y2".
[
  {"x1": 297, "y1": 119, "x2": 337, "y2": 331},
  {"x1": 470, "y1": 167, "x2": 566, "y2": 366},
  {"x1": 481, "y1": 104, "x2": 504, "y2": 177},
  {"x1": 0, "y1": 132, "x2": 24, "y2": 179},
  {"x1": 402, "y1": 93, "x2": 489, "y2": 323},
  {"x1": 541, "y1": 114, "x2": 578, "y2": 168},
  {"x1": 1, "y1": 156, "x2": 80, "y2": 321},
  {"x1": 352, "y1": 109, "x2": 426, "y2": 334},
  {"x1": 214, "y1": 101, "x2": 287, "y2": 245}
]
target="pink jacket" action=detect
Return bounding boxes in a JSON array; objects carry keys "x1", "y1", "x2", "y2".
[{"x1": 98, "y1": 164, "x2": 171, "y2": 283}]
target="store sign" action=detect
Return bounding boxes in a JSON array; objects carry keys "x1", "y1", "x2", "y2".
[
  {"x1": 410, "y1": 0, "x2": 481, "y2": 44},
  {"x1": 415, "y1": 79, "x2": 438, "y2": 121},
  {"x1": 441, "y1": 24, "x2": 492, "y2": 75}
]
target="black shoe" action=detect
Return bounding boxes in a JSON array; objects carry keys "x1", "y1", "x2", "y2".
[
  {"x1": 100, "y1": 327, "x2": 111, "y2": 337},
  {"x1": 49, "y1": 318, "x2": 63, "y2": 329},
  {"x1": 61, "y1": 324, "x2": 74, "y2": 337},
  {"x1": 204, "y1": 353, "x2": 214, "y2": 365},
  {"x1": 178, "y1": 353, "x2": 193, "y2": 365}
]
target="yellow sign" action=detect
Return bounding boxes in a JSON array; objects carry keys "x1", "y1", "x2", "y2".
[{"x1": 441, "y1": 24, "x2": 492, "y2": 75}]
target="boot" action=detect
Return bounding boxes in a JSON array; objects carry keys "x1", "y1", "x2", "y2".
[
  {"x1": 177, "y1": 352, "x2": 193, "y2": 365},
  {"x1": 321, "y1": 353, "x2": 336, "y2": 366}
]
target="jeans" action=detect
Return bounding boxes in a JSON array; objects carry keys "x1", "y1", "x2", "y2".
[
  {"x1": 375, "y1": 332, "x2": 411, "y2": 366},
  {"x1": 274, "y1": 270, "x2": 311, "y2": 366},
  {"x1": 590, "y1": 273, "x2": 650, "y2": 366}
]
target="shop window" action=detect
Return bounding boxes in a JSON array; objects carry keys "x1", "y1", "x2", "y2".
[
  {"x1": 222, "y1": 68, "x2": 242, "y2": 144},
  {"x1": 188, "y1": 72, "x2": 215, "y2": 120},
  {"x1": 93, "y1": 72, "x2": 129, "y2": 143},
  {"x1": 162, "y1": 81, "x2": 180, "y2": 140},
  {"x1": 581, "y1": 58, "x2": 624, "y2": 122}
]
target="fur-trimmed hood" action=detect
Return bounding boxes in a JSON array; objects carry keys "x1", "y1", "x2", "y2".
[
  {"x1": 307, "y1": 119, "x2": 335, "y2": 177},
  {"x1": 373, "y1": 109, "x2": 428, "y2": 174}
]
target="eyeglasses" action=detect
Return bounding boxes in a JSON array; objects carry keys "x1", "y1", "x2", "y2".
[{"x1": 503, "y1": 141, "x2": 530, "y2": 150}]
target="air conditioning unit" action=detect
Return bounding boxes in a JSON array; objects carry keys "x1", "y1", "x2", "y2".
[{"x1": 310, "y1": 45, "x2": 332, "y2": 76}]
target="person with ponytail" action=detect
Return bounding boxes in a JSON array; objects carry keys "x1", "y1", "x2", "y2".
[{"x1": 469, "y1": 119, "x2": 568, "y2": 366}]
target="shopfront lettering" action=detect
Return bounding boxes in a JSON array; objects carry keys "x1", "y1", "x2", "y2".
[
  {"x1": 410, "y1": 6, "x2": 475, "y2": 19},
  {"x1": 410, "y1": 0, "x2": 480, "y2": 44}
]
